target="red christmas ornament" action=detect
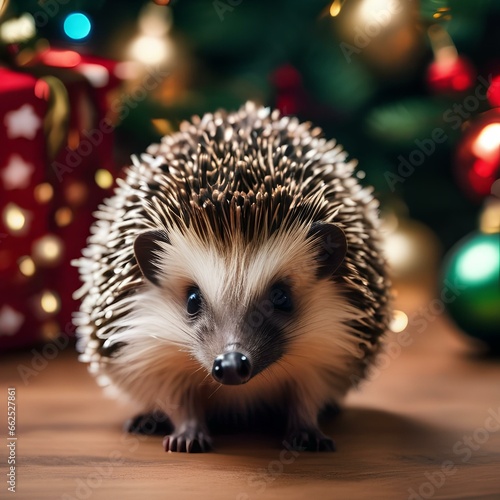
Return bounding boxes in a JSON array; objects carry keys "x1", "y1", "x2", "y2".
[
  {"x1": 271, "y1": 64, "x2": 306, "y2": 116},
  {"x1": 426, "y1": 56, "x2": 476, "y2": 94},
  {"x1": 454, "y1": 109, "x2": 500, "y2": 201},
  {"x1": 487, "y1": 75, "x2": 500, "y2": 108}
]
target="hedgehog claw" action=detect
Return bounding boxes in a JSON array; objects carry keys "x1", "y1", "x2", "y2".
[
  {"x1": 163, "y1": 428, "x2": 212, "y2": 453},
  {"x1": 286, "y1": 428, "x2": 336, "y2": 452}
]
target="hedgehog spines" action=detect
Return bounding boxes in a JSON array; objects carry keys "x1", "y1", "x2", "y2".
[{"x1": 75, "y1": 101, "x2": 390, "y2": 378}]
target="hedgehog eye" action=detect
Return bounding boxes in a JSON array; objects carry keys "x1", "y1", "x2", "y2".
[
  {"x1": 270, "y1": 285, "x2": 293, "y2": 313},
  {"x1": 187, "y1": 288, "x2": 202, "y2": 317}
]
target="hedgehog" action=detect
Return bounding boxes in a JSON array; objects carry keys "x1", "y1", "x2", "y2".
[{"x1": 73, "y1": 102, "x2": 391, "y2": 453}]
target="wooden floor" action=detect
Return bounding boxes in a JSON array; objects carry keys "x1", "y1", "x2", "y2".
[{"x1": 1, "y1": 286, "x2": 500, "y2": 500}]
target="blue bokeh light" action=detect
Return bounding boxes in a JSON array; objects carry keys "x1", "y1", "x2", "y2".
[{"x1": 63, "y1": 13, "x2": 91, "y2": 40}]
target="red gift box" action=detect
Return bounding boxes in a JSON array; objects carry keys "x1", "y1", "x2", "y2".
[
  {"x1": 0, "y1": 67, "x2": 52, "y2": 350},
  {"x1": 0, "y1": 51, "x2": 123, "y2": 352}
]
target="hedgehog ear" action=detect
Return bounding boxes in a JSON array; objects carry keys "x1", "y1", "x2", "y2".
[
  {"x1": 134, "y1": 230, "x2": 170, "y2": 286},
  {"x1": 307, "y1": 222, "x2": 347, "y2": 279}
]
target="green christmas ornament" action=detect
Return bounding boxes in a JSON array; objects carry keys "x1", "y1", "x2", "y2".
[{"x1": 442, "y1": 231, "x2": 500, "y2": 351}]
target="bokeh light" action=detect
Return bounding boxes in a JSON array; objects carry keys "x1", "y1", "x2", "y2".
[
  {"x1": 95, "y1": 169, "x2": 114, "y2": 189},
  {"x1": 129, "y1": 36, "x2": 171, "y2": 65},
  {"x1": 18, "y1": 256, "x2": 36, "y2": 277},
  {"x1": 454, "y1": 110, "x2": 500, "y2": 200},
  {"x1": 472, "y1": 123, "x2": 500, "y2": 160},
  {"x1": 456, "y1": 239, "x2": 499, "y2": 284},
  {"x1": 356, "y1": 0, "x2": 402, "y2": 25},
  {"x1": 390, "y1": 310, "x2": 409, "y2": 333},
  {"x1": 329, "y1": 0, "x2": 343, "y2": 17},
  {"x1": 63, "y1": 13, "x2": 92, "y2": 40},
  {"x1": 34, "y1": 183, "x2": 54, "y2": 204},
  {"x1": 32, "y1": 234, "x2": 64, "y2": 266},
  {"x1": 3, "y1": 204, "x2": 28, "y2": 234},
  {"x1": 0, "y1": 13, "x2": 35, "y2": 43},
  {"x1": 40, "y1": 290, "x2": 61, "y2": 314}
]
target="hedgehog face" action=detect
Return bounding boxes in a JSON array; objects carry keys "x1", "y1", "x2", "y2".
[
  {"x1": 133, "y1": 220, "x2": 347, "y2": 386},
  {"x1": 179, "y1": 279, "x2": 295, "y2": 385}
]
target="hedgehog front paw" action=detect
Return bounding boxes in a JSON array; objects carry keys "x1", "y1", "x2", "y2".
[
  {"x1": 162, "y1": 426, "x2": 213, "y2": 453},
  {"x1": 285, "y1": 427, "x2": 336, "y2": 452}
]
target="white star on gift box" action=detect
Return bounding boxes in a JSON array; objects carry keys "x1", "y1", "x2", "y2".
[
  {"x1": 0, "y1": 305, "x2": 24, "y2": 336},
  {"x1": 1, "y1": 155, "x2": 35, "y2": 190},
  {"x1": 4, "y1": 104, "x2": 42, "y2": 140}
]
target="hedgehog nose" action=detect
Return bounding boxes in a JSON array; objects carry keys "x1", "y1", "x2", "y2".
[{"x1": 212, "y1": 352, "x2": 251, "y2": 385}]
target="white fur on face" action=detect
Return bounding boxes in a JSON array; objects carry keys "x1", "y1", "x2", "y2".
[{"x1": 97, "y1": 223, "x2": 368, "y2": 421}]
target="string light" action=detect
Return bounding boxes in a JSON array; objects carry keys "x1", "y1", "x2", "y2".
[
  {"x1": 32, "y1": 234, "x2": 64, "y2": 266},
  {"x1": 3, "y1": 204, "x2": 28, "y2": 234},
  {"x1": 95, "y1": 169, "x2": 114, "y2": 189},
  {"x1": 18, "y1": 256, "x2": 36, "y2": 277},
  {"x1": 40, "y1": 290, "x2": 60, "y2": 314},
  {"x1": 34, "y1": 183, "x2": 54, "y2": 204},
  {"x1": 390, "y1": 310, "x2": 409, "y2": 333},
  {"x1": 55, "y1": 207, "x2": 73, "y2": 227},
  {"x1": 5, "y1": 205, "x2": 25, "y2": 231}
]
